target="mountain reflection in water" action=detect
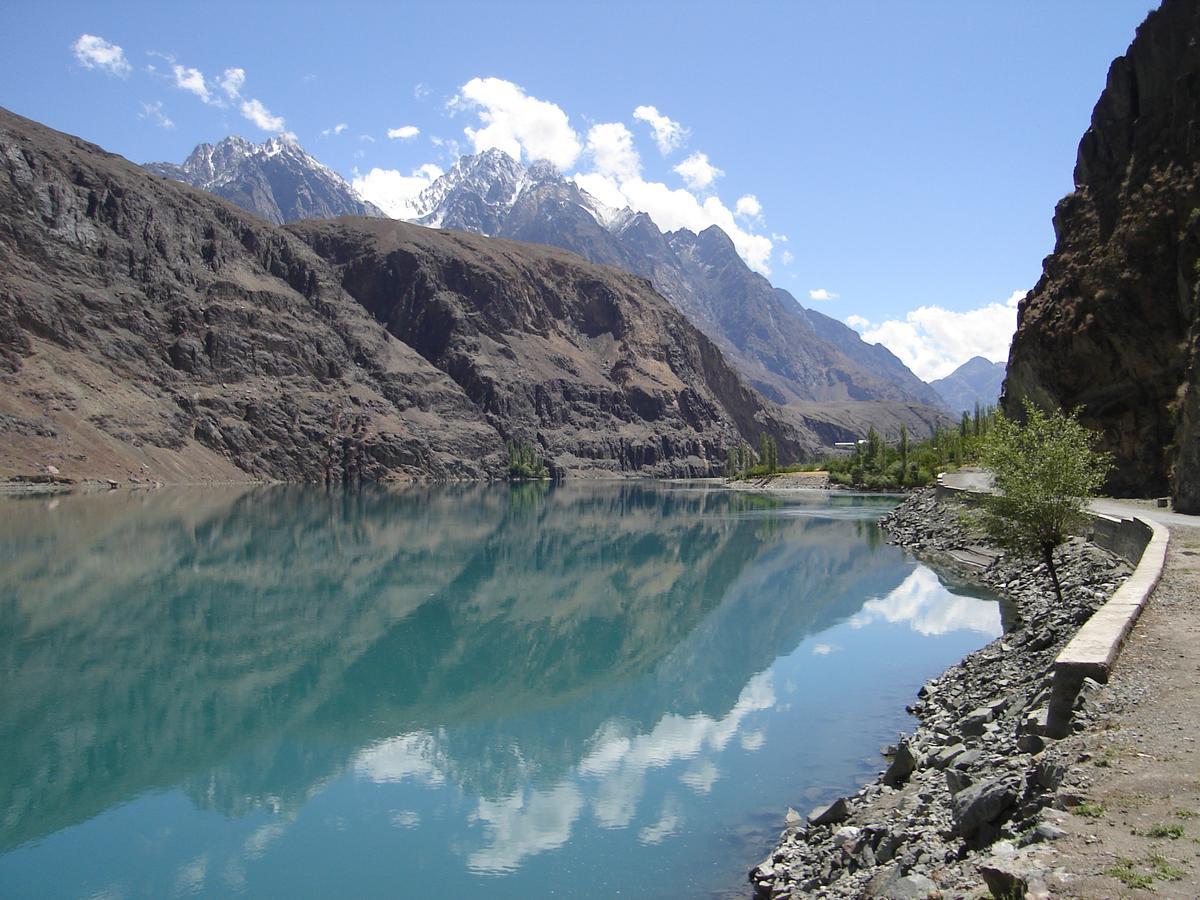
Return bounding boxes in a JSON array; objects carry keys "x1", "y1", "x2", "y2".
[{"x1": 0, "y1": 483, "x2": 1000, "y2": 898}]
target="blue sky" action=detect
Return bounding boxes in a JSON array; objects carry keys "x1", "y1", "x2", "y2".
[{"x1": 2, "y1": 1, "x2": 1157, "y2": 379}]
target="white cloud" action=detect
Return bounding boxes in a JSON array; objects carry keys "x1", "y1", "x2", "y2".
[
  {"x1": 673, "y1": 152, "x2": 723, "y2": 191},
  {"x1": 138, "y1": 100, "x2": 174, "y2": 129},
  {"x1": 451, "y1": 77, "x2": 581, "y2": 170},
  {"x1": 632, "y1": 105, "x2": 688, "y2": 155},
  {"x1": 220, "y1": 67, "x2": 245, "y2": 99},
  {"x1": 572, "y1": 170, "x2": 774, "y2": 274},
  {"x1": 735, "y1": 194, "x2": 762, "y2": 219},
  {"x1": 780, "y1": 250, "x2": 794, "y2": 266},
  {"x1": 812, "y1": 643, "x2": 837, "y2": 655},
  {"x1": 855, "y1": 289, "x2": 1025, "y2": 381},
  {"x1": 585, "y1": 122, "x2": 640, "y2": 182},
  {"x1": 387, "y1": 125, "x2": 420, "y2": 140},
  {"x1": 72, "y1": 35, "x2": 131, "y2": 77},
  {"x1": 413, "y1": 82, "x2": 431, "y2": 101},
  {"x1": 172, "y1": 65, "x2": 214, "y2": 104},
  {"x1": 771, "y1": 232, "x2": 789, "y2": 243},
  {"x1": 352, "y1": 163, "x2": 444, "y2": 217},
  {"x1": 240, "y1": 98, "x2": 286, "y2": 133},
  {"x1": 321, "y1": 122, "x2": 348, "y2": 137},
  {"x1": 845, "y1": 314, "x2": 871, "y2": 331},
  {"x1": 808, "y1": 288, "x2": 839, "y2": 302}
]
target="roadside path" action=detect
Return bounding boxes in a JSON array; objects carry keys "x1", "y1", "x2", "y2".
[{"x1": 1039, "y1": 522, "x2": 1200, "y2": 897}]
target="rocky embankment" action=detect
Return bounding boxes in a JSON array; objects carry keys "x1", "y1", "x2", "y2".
[{"x1": 750, "y1": 489, "x2": 1133, "y2": 898}]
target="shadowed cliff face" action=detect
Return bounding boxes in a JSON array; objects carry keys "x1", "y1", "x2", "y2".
[
  {"x1": 1003, "y1": 0, "x2": 1200, "y2": 507},
  {"x1": 290, "y1": 218, "x2": 814, "y2": 475}
]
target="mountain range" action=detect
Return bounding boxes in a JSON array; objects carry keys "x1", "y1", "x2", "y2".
[
  {"x1": 930, "y1": 356, "x2": 1005, "y2": 415},
  {"x1": 145, "y1": 140, "x2": 951, "y2": 433},
  {"x1": 0, "y1": 106, "x2": 819, "y2": 482}
]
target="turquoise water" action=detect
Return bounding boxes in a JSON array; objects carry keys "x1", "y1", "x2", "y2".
[{"x1": 0, "y1": 483, "x2": 1001, "y2": 899}]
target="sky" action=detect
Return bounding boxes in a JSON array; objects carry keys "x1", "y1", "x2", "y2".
[{"x1": 1, "y1": 0, "x2": 1158, "y2": 381}]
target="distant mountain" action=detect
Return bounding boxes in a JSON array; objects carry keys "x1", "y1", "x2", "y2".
[
  {"x1": 408, "y1": 149, "x2": 949, "y2": 418},
  {"x1": 930, "y1": 356, "x2": 1005, "y2": 415},
  {"x1": 145, "y1": 135, "x2": 385, "y2": 225}
]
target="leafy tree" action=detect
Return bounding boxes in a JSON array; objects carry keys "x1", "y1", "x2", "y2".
[
  {"x1": 975, "y1": 400, "x2": 1111, "y2": 603},
  {"x1": 898, "y1": 425, "x2": 909, "y2": 487},
  {"x1": 507, "y1": 441, "x2": 549, "y2": 480}
]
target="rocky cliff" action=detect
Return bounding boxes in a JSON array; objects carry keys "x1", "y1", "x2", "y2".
[
  {"x1": 1003, "y1": 0, "x2": 1200, "y2": 507},
  {"x1": 0, "y1": 108, "x2": 804, "y2": 483},
  {"x1": 290, "y1": 217, "x2": 812, "y2": 473}
]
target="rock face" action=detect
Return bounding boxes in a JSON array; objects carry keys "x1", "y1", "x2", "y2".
[
  {"x1": 931, "y1": 356, "x2": 1005, "y2": 415},
  {"x1": 0, "y1": 108, "x2": 498, "y2": 483},
  {"x1": 408, "y1": 149, "x2": 950, "y2": 420},
  {"x1": 290, "y1": 217, "x2": 812, "y2": 474},
  {"x1": 0, "y1": 107, "x2": 805, "y2": 482},
  {"x1": 1003, "y1": 0, "x2": 1200, "y2": 508},
  {"x1": 146, "y1": 135, "x2": 385, "y2": 225}
]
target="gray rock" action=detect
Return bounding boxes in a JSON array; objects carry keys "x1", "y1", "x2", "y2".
[
  {"x1": 952, "y1": 773, "x2": 1025, "y2": 842},
  {"x1": 883, "y1": 740, "x2": 919, "y2": 787},
  {"x1": 931, "y1": 743, "x2": 966, "y2": 769},
  {"x1": 960, "y1": 706, "x2": 994, "y2": 736},
  {"x1": 809, "y1": 796, "x2": 850, "y2": 826}
]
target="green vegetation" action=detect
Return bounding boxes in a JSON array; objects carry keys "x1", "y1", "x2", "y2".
[
  {"x1": 1104, "y1": 853, "x2": 1187, "y2": 888},
  {"x1": 723, "y1": 404, "x2": 1002, "y2": 490},
  {"x1": 975, "y1": 400, "x2": 1111, "y2": 603},
  {"x1": 1145, "y1": 823, "x2": 1185, "y2": 839},
  {"x1": 1075, "y1": 801, "x2": 1106, "y2": 818},
  {"x1": 1104, "y1": 858, "x2": 1155, "y2": 890},
  {"x1": 507, "y1": 441, "x2": 549, "y2": 480}
]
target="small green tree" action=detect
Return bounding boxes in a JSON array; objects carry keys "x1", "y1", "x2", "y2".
[
  {"x1": 898, "y1": 424, "x2": 909, "y2": 487},
  {"x1": 976, "y1": 400, "x2": 1111, "y2": 603}
]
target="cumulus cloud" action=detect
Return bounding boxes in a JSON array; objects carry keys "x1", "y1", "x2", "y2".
[
  {"x1": 735, "y1": 194, "x2": 762, "y2": 219},
  {"x1": 387, "y1": 125, "x2": 420, "y2": 140},
  {"x1": 451, "y1": 77, "x2": 581, "y2": 169},
  {"x1": 673, "y1": 152, "x2": 722, "y2": 191},
  {"x1": 240, "y1": 98, "x2": 286, "y2": 133},
  {"x1": 780, "y1": 250, "x2": 794, "y2": 266},
  {"x1": 632, "y1": 105, "x2": 688, "y2": 155},
  {"x1": 172, "y1": 65, "x2": 215, "y2": 104},
  {"x1": 352, "y1": 163, "x2": 444, "y2": 217},
  {"x1": 585, "y1": 122, "x2": 640, "y2": 182},
  {"x1": 845, "y1": 314, "x2": 871, "y2": 331},
  {"x1": 220, "y1": 67, "x2": 245, "y2": 99},
  {"x1": 72, "y1": 34, "x2": 131, "y2": 77},
  {"x1": 851, "y1": 290, "x2": 1025, "y2": 381},
  {"x1": 413, "y1": 82, "x2": 431, "y2": 101},
  {"x1": 138, "y1": 100, "x2": 174, "y2": 129},
  {"x1": 808, "y1": 288, "x2": 839, "y2": 302},
  {"x1": 572, "y1": 169, "x2": 773, "y2": 273},
  {"x1": 321, "y1": 122, "x2": 348, "y2": 137}
]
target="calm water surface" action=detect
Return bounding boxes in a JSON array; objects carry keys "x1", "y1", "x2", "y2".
[{"x1": 0, "y1": 483, "x2": 1001, "y2": 898}]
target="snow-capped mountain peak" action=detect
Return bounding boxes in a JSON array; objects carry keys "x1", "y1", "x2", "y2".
[{"x1": 145, "y1": 134, "x2": 384, "y2": 225}]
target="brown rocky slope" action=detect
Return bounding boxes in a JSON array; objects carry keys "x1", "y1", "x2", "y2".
[
  {"x1": 0, "y1": 107, "x2": 807, "y2": 483},
  {"x1": 1003, "y1": 0, "x2": 1200, "y2": 509}
]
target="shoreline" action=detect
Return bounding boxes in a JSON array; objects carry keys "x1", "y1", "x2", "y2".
[{"x1": 749, "y1": 488, "x2": 1135, "y2": 898}]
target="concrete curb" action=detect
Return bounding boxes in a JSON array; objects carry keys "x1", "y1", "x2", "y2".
[{"x1": 1044, "y1": 516, "x2": 1170, "y2": 737}]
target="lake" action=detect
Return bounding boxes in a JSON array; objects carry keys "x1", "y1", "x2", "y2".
[{"x1": 0, "y1": 482, "x2": 1001, "y2": 898}]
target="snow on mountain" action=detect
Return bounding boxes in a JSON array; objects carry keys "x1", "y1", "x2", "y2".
[{"x1": 145, "y1": 135, "x2": 385, "y2": 225}]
